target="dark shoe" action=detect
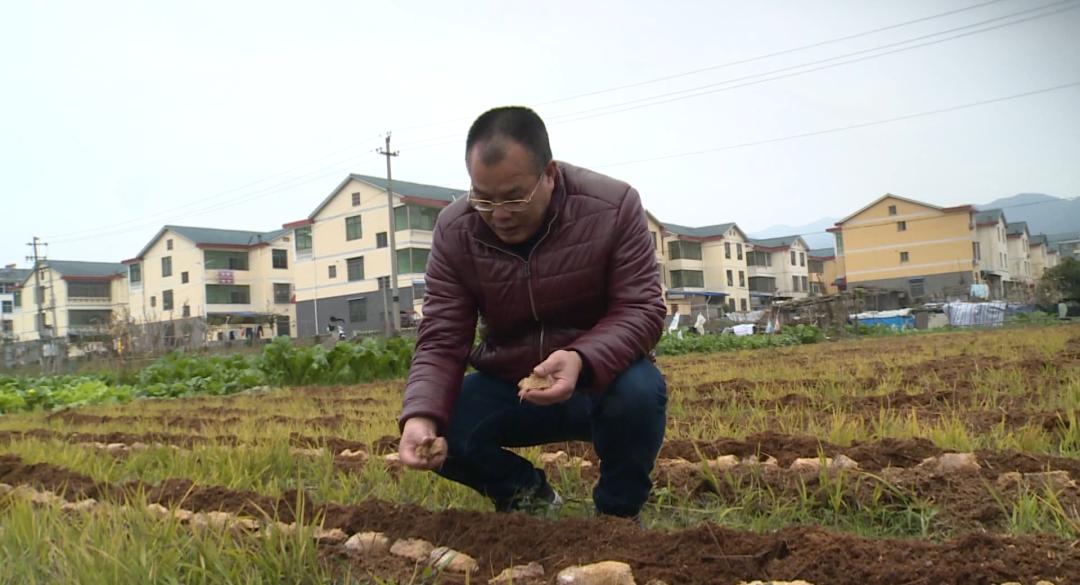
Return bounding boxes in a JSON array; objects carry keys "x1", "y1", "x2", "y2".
[{"x1": 495, "y1": 481, "x2": 563, "y2": 515}]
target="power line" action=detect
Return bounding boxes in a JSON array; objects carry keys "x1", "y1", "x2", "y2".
[
  {"x1": 533, "y1": 0, "x2": 1014, "y2": 108},
  {"x1": 593, "y1": 80, "x2": 1080, "y2": 169},
  {"x1": 41, "y1": 1, "x2": 1057, "y2": 243},
  {"x1": 394, "y1": 0, "x2": 1078, "y2": 153},
  {"x1": 389, "y1": 0, "x2": 1015, "y2": 141}
]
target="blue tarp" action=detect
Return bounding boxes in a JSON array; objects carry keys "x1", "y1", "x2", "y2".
[{"x1": 857, "y1": 315, "x2": 915, "y2": 329}]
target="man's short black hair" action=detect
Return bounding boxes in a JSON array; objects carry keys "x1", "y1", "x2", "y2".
[{"x1": 466, "y1": 106, "x2": 552, "y2": 172}]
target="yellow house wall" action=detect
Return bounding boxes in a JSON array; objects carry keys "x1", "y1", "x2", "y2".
[
  {"x1": 1030, "y1": 243, "x2": 1049, "y2": 279},
  {"x1": 294, "y1": 180, "x2": 434, "y2": 304},
  {"x1": 1007, "y1": 234, "x2": 1031, "y2": 283},
  {"x1": 976, "y1": 219, "x2": 1010, "y2": 277},
  {"x1": 839, "y1": 197, "x2": 975, "y2": 283},
  {"x1": 129, "y1": 230, "x2": 205, "y2": 324}
]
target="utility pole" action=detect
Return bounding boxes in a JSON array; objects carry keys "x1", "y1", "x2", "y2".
[
  {"x1": 25, "y1": 237, "x2": 47, "y2": 340},
  {"x1": 377, "y1": 132, "x2": 401, "y2": 335}
]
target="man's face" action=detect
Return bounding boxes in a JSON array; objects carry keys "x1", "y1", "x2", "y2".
[{"x1": 467, "y1": 140, "x2": 554, "y2": 245}]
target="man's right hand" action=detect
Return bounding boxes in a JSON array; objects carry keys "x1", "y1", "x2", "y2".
[{"x1": 399, "y1": 416, "x2": 448, "y2": 470}]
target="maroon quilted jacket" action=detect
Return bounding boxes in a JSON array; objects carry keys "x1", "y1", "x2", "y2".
[{"x1": 399, "y1": 161, "x2": 667, "y2": 432}]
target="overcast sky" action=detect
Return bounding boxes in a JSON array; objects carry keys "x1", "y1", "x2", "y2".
[{"x1": 2, "y1": 0, "x2": 1078, "y2": 264}]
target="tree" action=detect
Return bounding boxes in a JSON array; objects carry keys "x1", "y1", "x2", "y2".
[{"x1": 1038, "y1": 257, "x2": 1080, "y2": 303}]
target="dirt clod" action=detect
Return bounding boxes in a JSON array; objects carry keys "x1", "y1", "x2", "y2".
[
  {"x1": 390, "y1": 538, "x2": 435, "y2": 562},
  {"x1": 313, "y1": 527, "x2": 348, "y2": 545},
  {"x1": 489, "y1": 562, "x2": 545, "y2": 584},
  {"x1": 345, "y1": 531, "x2": 391, "y2": 555},
  {"x1": 518, "y1": 373, "x2": 555, "y2": 392},
  {"x1": 556, "y1": 560, "x2": 636, "y2": 585},
  {"x1": 429, "y1": 546, "x2": 479, "y2": 573}
]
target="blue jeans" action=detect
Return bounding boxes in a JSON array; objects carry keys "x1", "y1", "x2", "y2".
[{"x1": 436, "y1": 359, "x2": 667, "y2": 517}]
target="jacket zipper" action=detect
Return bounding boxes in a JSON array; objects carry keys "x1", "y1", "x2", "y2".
[{"x1": 472, "y1": 214, "x2": 558, "y2": 364}]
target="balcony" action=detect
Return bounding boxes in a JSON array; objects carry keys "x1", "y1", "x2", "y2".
[{"x1": 68, "y1": 296, "x2": 112, "y2": 305}]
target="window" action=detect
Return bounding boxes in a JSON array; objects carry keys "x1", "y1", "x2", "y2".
[
  {"x1": 728, "y1": 298, "x2": 736, "y2": 311},
  {"x1": 295, "y1": 227, "x2": 312, "y2": 256},
  {"x1": 650, "y1": 231, "x2": 658, "y2": 250},
  {"x1": 205, "y1": 284, "x2": 251, "y2": 304},
  {"x1": 726, "y1": 270, "x2": 734, "y2": 287},
  {"x1": 36, "y1": 286, "x2": 45, "y2": 304},
  {"x1": 328, "y1": 265, "x2": 337, "y2": 279},
  {"x1": 348, "y1": 297, "x2": 367, "y2": 323},
  {"x1": 897, "y1": 221, "x2": 907, "y2": 232},
  {"x1": 740, "y1": 298, "x2": 748, "y2": 312},
  {"x1": 747, "y1": 251, "x2": 772, "y2": 267},
  {"x1": 13, "y1": 290, "x2": 21, "y2": 307},
  {"x1": 204, "y1": 250, "x2": 249, "y2": 270},
  {"x1": 161, "y1": 256, "x2": 172, "y2": 277},
  {"x1": 181, "y1": 271, "x2": 189, "y2": 284},
  {"x1": 68, "y1": 309, "x2": 111, "y2": 327},
  {"x1": 801, "y1": 276, "x2": 808, "y2": 291},
  {"x1": 736, "y1": 243, "x2": 743, "y2": 260},
  {"x1": 2, "y1": 321, "x2": 11, "y2": 334},
  {"x1": 396, "y1": 248, "x2": 430, "y2": 274},
  {"x1": 738, "y1": 271, "x2": 745, "y2": 287},
  {"x1": 67, "y1": 282, "x2": 110, "y2": 299},
  {"x1": 377, "y1": 276, "x2": 390, "y2": 290},
  {"x1": 810, "y1": 282, "x2": 824, "y2": 295},
  {"x1": 182, "y1": 304, "x2": 191, "y2": 318},
  {"x1": 808, "y1": 259, "x2": 823, "y2": 273},
  {"x1": 668, "y1": 241, "x2": 702, "y2": 261},
  {"x1": 909, "y1": 278, "x2": 925, "y2": 298},
  {"x1": 792, "y1": 275, "x2": 800, "y2": 292},
  {"x1": 166, "y1": 238, "x2": 173, "y2": 251},
  {"x1": 351, "y1": 192, "x2": 361, "y2": 206},
  {"x1": 888, "y1": 205, "x2": 897, "y2": 216},
  {"x1": 1, "y1": 300, "x2": 11, "y2": 314},
  {"x1": 376, "y1": 232, "x2": 388, "y2": 249},
  {"x1": 900, "y1": 251, "x2": 910, "y2": 263},
  {"x1": 162, "y1": 290, "x2": 173, "y2": 311},
  {"x1": 835, "y1": 233, "x2": 844, "y2": 254},
  {"x1": 973, "y1": 242, "x2": 981, "y2": 262},
  {"x1": 394, "y1": 204, "x2": 440, "y2": 231},
  {"x1": 150, "y1": 295, "x2": 156, "y2": 308},
  {"x1": 799, "y1": 252, "x2": 806, "y2": 266},
  {"x1": 345, "y1": 215, "x2": 362, "y2": 241},
  {"x1": 724, "y1": 242, "x2": 731, "y2": 259},
  {"x1": 790, "y1": 251, "x2": 796, "y2": 266},
  {"x1": 273, "y1": 283, "x2": 291, "y2": 304},
  {"x1": 272, "y1": 249, "x2": 288, "y2": 269},
  {"x1": 670, "y1": 270, "x2": 704, "y2": 288},
  {"x1": 346, "y1": 256, "x2": 365, "y2": 281},
  {"x1": 129, "y1": 263, "x2": 142, "y2": 284}
]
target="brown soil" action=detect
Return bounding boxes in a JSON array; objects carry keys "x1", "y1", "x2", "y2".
[{"x1": 2, "y1": 453, "x2": 1075, "y2": 585}]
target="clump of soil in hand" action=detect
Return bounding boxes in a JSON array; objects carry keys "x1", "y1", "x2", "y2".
[
  {"x1": 416, "y1": 438, "x2": 447, "y2": 461},
  {"x1": 518, "y1": 373, "x2": 555, "y2": 400}
]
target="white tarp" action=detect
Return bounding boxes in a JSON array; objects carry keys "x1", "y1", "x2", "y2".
[
  {"x1": 732, "y1": 323, "x2": 755, "y2": 336},
  {"x1": 851, "y1": 308, "x2": 912, "y2": 320},
  {"x1": 943, "y1": 301, "x2": 1007, "y2": 327}
]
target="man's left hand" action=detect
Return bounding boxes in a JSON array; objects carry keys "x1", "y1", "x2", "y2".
[{"x1": 520, "y1": 350, "x2": 582, "y2": 405}]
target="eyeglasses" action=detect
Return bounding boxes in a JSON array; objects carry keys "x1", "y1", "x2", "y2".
[{"x1": 468, "y1": 173, "x2": 544, "y2": 213}]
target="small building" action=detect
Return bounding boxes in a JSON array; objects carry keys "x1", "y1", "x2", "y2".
[
  {"x1": 9, "y1": 260, "x2": 128, "y2": 343},
  {"x1": 830, "y1": 194, "x2": 979, "y2": 302},
  {"x1": 1, "y1": 264, "x2": 31, "y2": 342},
  {"x1": 123, "y1": 225, "x2": 297, "y2": 345},
  {"x1": 662, "y1": 222, "x2": 751, "y2": 315},
  {"x1": 745, "y1": 235, "x2": 811, "y2": 309}
]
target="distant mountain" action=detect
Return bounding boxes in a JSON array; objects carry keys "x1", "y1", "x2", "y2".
[
  {"x1": 976, "y1": 193, "x2": 1079, "y2": 236},
  {"x1": 749, "y1": 217, "x2": 837, "y2": 250}
]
